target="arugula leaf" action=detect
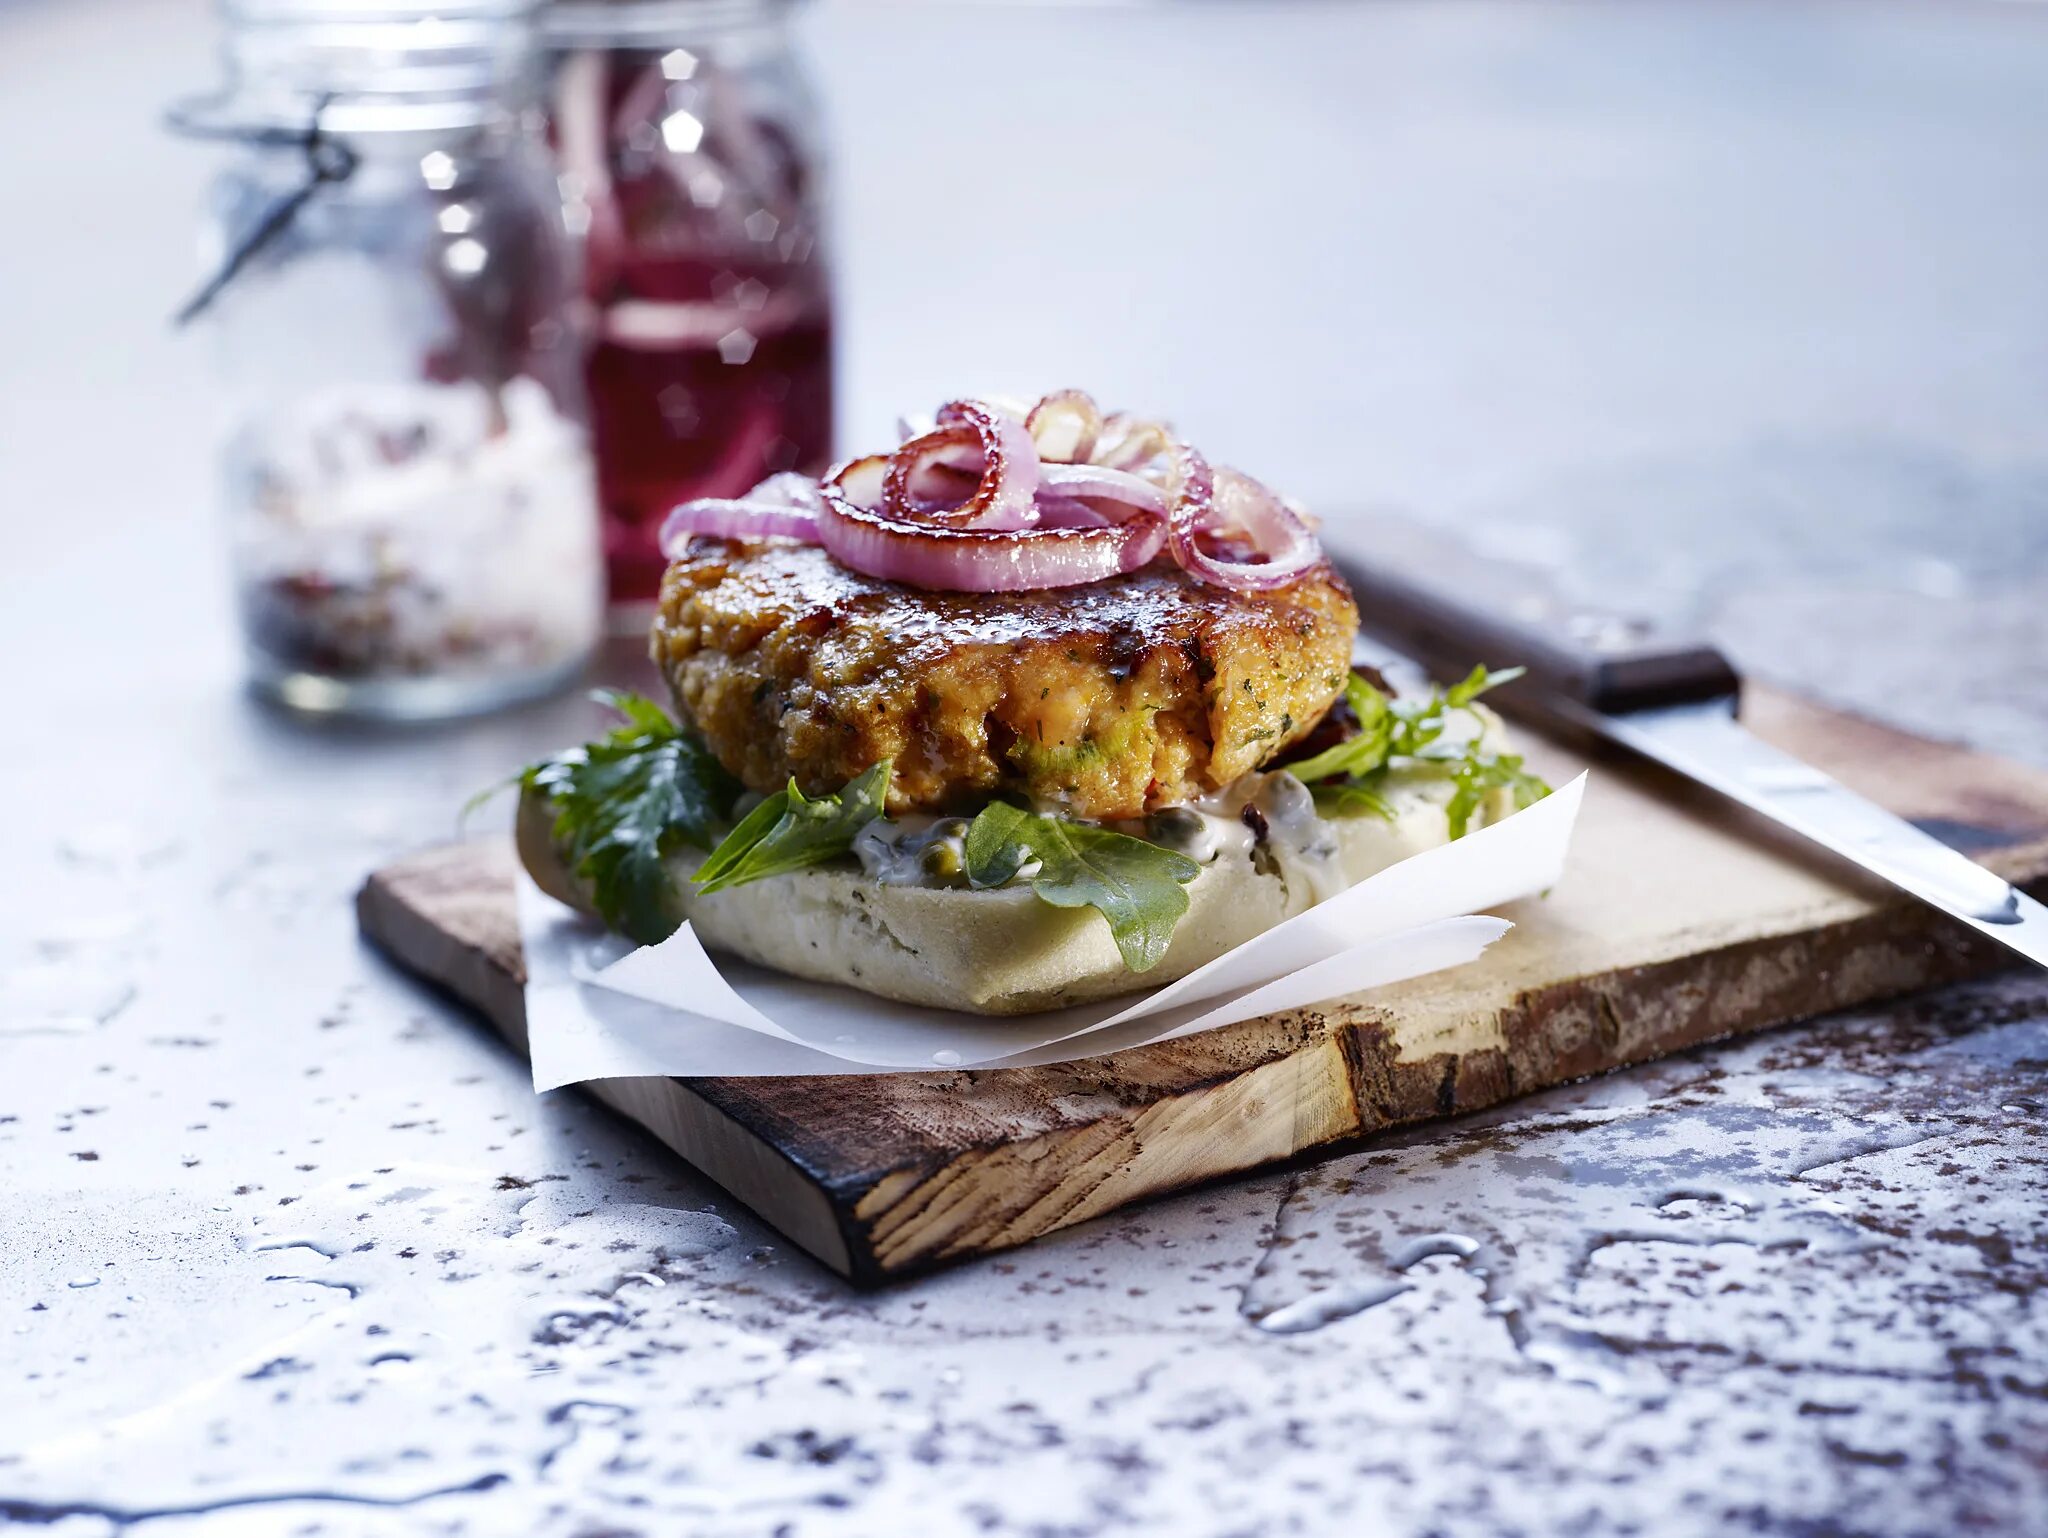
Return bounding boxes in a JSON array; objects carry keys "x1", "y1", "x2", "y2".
[
  {"x1": 1311, "y1": 778, "x2": 1396, "y2": 821},
  {"x1": 686, "y1": 791, "x2": 794, "y2": 891},
  {"x1": 1447, "y1": 663, "x2": 1525, "y2": 709},
  {"x1": 693, "y1": 761, "x2": 892, "y2": 896},
  {"x1": 522, "y1": 690, "x2": 740, "y2": 944},
  {"x1": 960, "y1": 801, "x2": 1039, "y2": 890},
  {"x1": 962, "y1": 804, "x2": 1200, "y2": 973},
  {"x1": 1445, "y1": 751, "x2": 1550, "y2": 839},
  {"x1": 1283, "y1": 672, "x2": 1396, "y2": 784},
  {"x1": 1284, "y1": 664, "x2": 1548, "y2": 837}
]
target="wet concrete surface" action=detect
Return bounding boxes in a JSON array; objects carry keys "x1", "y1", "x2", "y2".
[
  {"x1": 4, "y1": 808, "x2": 2044, "y2": 1538},
  {"x1": 7, "y1": 0, "x2": 2048, "y2": 1532}
]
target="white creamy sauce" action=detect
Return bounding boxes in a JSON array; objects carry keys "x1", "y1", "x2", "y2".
[
  {"x1": 1258, "y1": 775, "x2": 1351, "y2": 905},
  {"x1": 1142, "y1": 805, "x2": 1257, "y2": 868},
  {"x1": 1193, "y1": 770, "x2": 1349, "y2": 905},
  {"x1": 849, "y1": 768, "x2": 1359, "y2": 903}
]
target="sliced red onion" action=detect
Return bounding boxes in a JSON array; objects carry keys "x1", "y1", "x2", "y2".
[
  {"x1": 939, "y1": 398, "x2": 1041, "y2": 521},
  {"x1": 1168, "y1": 457, "x2": 1323, "y2": 591},
  {"x1": 831, "y1": 453, "x2": 889, "y2": 506},
  {"x1": 658, "y1": 471, "x2": 828, "y2": 554},
  {"x1": 881, "y1": 400, "x2": 1041, "y2": 531},
  {"x1": 1093, "y1": 413, "x2": 1173, "y2": 472},
  {"x1": 820, "y1": 464, "x2": 1164, "y2": 592},
  {"x1": 1025, "y1": 389, "x2": 1102, "y2": 464},
  {"x1": 1031, "y1": 492, "x2": 1117, "y2": 529},
  {"x1": 883, "y1": 426, "x2": 996, "y2": 519},
  {"x1": 1163, "y1": 440, "x2": 1216, "y2": 557},
  {"x1": 1039, "y1": 462, "x2": 1169, "y2": 518},
  {"x1": 745, "y1": 470, "x2": 830, "y2": 512},
  {"x1": 659, "y1": 498, "x2": 820, "y2": 553},
  {"x1": 654, "y1": 403, "x2": 1325, "y2": 597}
]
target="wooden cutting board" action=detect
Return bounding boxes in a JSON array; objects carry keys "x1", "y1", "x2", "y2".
[{"x1": 357, "y1": 684, "x2": 2048, "y2": 1284}]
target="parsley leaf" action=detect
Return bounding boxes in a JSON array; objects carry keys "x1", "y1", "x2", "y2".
[
  {"x1": 1285, "y1": 664, "x2": 1547, "y2": 837},
  {"x1": 962, "y1": 804, "x2": 1200, "y2": 973},
  {"x1": 692, "y1": 761, "x2": 893, "y2": 896},
  {"x1": 522, "y1": 690, "x2": 740, "y2": 944}
]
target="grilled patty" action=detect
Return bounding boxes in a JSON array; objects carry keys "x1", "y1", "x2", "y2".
[{"x1": 651, "y1": 541, "x2": 1359, "y2": 819}]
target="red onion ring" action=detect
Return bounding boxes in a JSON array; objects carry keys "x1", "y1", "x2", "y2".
[
  {"x1": 658, "y1": 397, "x2": 1326, "y2": 596},
  {"x1": 659, "y1": 498, "x2": 820, "y2": 553},
  {"x1": 1039, "y1": 462, "x2": 1169, "y2": 518},
  {"x1": 660, "y1": 471, "x2": 827, "y2": 553},
  {"x1": 832, "y1": 452, "x2": 890, "y2": 507},
  {"x1": 1163, "y1": 439, "x2": 1216, "y2": 558},
  {"x1": 1168, "y1": 457, "x2": 1323, "y2": 591},
  {"x1": 746, "y1": 470, "x2": 830, "y2": 512},
  {"x1": 819, "y1": 458, "x2": 1165, "y2": 591},
  {"x1": 1032, "y1": 492, "x2": 1117, "y2": 529},
  {"x1": 1093, "y1": 413, "x2": 1173, "y2": 472},
  {"x1": 1025, "y1": 389, "x2": 1102, "y2": 464},
  {"x1": 882, "y1": 426, "x2": 996, "y2": 521},
  {"x1": 881, "y1": 400, "x2": 1040, "y2": 531}
]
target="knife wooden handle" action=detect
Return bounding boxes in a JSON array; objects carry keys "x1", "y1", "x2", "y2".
[{"x1": 1328, "y1": 519, "x2": 1741, "y2": 718}]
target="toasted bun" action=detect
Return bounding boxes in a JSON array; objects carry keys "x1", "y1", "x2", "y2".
[{"x1": 515, "y1": 748, "x2": 1517, "y2": 1017}]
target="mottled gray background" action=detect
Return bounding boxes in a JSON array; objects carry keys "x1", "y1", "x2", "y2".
[{"x1": 2, "y1": 2, "x2": 2045, "y2": 1534}]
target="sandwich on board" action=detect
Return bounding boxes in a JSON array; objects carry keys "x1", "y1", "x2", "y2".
[{"x1": 512, "y1": 391, "x2": 1549, "y2": 1014}]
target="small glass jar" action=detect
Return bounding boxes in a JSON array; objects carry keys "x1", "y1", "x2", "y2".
[
  {"x1": 180, "y1": 0, "x2": 605, "y2": 720},
  {"x1": 544, "y1": 0, "x2": 835, "y2": 609}
]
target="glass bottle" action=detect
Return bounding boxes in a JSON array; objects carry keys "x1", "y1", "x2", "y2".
[
  {"x1": 179, "y1": 0, "x2": 605, "y2": 720},
  {"x1": 544, "y1": 0, "x2": 835, "y2": 610}
]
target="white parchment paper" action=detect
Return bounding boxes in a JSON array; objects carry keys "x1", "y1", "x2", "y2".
[{"x1": 523, "y1": 773, "x2": 1586, "y2": 1086}]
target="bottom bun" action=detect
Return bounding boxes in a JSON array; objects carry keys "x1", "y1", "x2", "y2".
[{"x1": 516, "y1": 769, "x2": 1513, "y2": 1016}]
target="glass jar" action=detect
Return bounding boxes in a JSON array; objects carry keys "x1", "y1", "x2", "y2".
[
  {"x1": 544, "y1": 0, "x2": 835, "y2": 609},
  {"x1": 179, "y1": 0, "x2": 605, "y2": 720}
]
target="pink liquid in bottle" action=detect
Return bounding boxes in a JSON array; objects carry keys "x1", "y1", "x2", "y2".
[{"x1": 554, "y1": 45, "x2": 834, "y2": 606}]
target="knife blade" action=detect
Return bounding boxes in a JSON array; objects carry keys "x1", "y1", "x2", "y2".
[{"x1": 1330, "y1": 519, "x2": 2048, "y2": 972}]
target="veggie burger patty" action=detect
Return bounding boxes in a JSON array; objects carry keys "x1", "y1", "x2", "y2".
[{"x1": 651, "y1": 539, "x2": 1360, "y2": 820}]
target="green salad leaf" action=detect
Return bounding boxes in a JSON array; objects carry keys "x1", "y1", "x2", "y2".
[
  {"x1": 1283, "y1": 664, "x2": 1549, "y2": 837},
  {"x1": 1313, "y1": 778, "x2": 1396, "y2": 821},
  {"x1": 1446, "y1": 663, "x2": 1525, "y2": 710},
  {"x1": 522, "y1": 690, "x2": 741, "y2": 944},
  {"x1": 693, "y1": 760, "x2": 893, "y2": 896},
  {"x1": 506, "y1": 665, "x2": 1537, "y2": 972},
  {"x1": 1282, "y1": 671, "x2": 1398, "y2": 784},
  {"x1": 961, "y1": 803, "x2": 1201, "y2": 973},
  {"x1": 1445, "y1": 750, "x2": 1550, "y2": 839}
]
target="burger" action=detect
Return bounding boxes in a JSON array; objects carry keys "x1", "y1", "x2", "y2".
[{"x1": 515, "y1": 392, "x2": 1548, "y2": 1014}]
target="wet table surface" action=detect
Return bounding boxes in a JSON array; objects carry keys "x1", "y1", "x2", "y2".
[{"x1": 4, "y1": 1, "x2": 2047, "y2": 1534}]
